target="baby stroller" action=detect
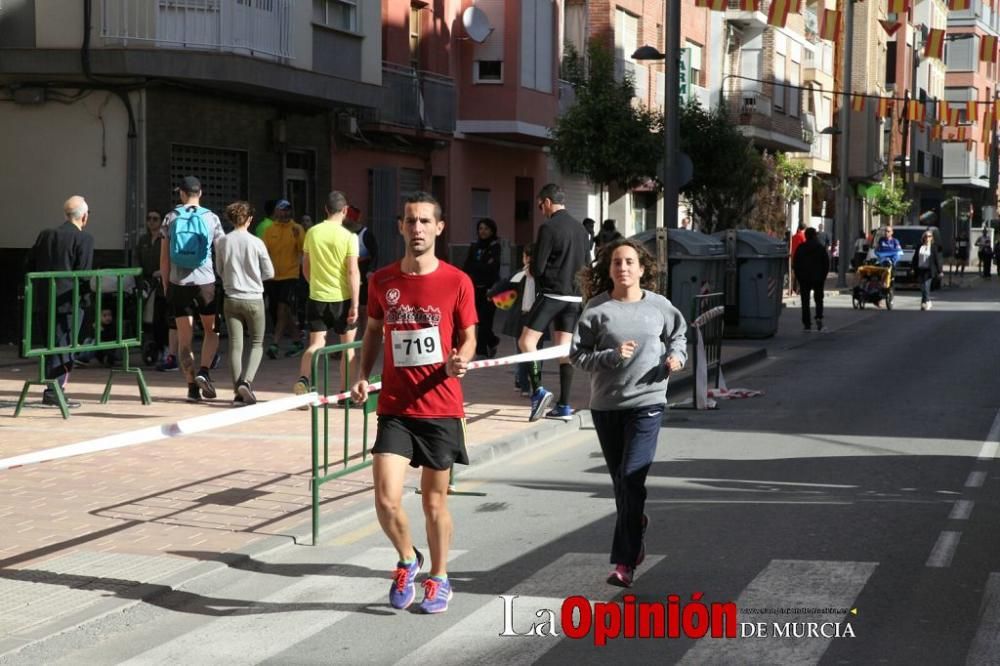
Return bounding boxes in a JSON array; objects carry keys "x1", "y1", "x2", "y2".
[{"x1": 852, "y1": 250, "x2": 897, "y2": 310}]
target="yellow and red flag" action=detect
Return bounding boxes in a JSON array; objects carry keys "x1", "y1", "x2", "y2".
[
  {"x1": 851, "y1": 94, "x2": 866, "y2": 112},
  {"x1": 820, "y1": 9, "x2": 841, "y2": 42},
  {"x1": 924, "y1": 29, "x2": 945, "y2": 59},
  {"x1": 887, "y1": 0, "x2": 911, "y2": 13},
  {"x1": 736, "y1": 0, "x2": 761, "y2": 10},
  {"x1": 937, "y1": 100, "x2": 949, "y2": 124},
  {"x1": 767, "y1": 0, "x2": 801, "y2": 28},
  {"x1": 907, "y1": 100, "x2": 926, "y2": 122},
  {"x1": 984, "y1": 116, "x2": 994, "y2": 143},
  {"x1": 931, "y1": 124, "x2": 943, "y2": 140},
  {"x1": 957, "y1": 126, "x2": 968, "y2": 141},
  {"x1": 949, "y1": 0, "x2": 971, "y2": 9},
  {"x1": 994, "y1": 99, "x2": 1000, "y2": 119},
  {"x1": 877, "y1": 97, "x2": 892, "y2": 118},
  {"x1": 968, "y1": 100, "x2": 979, "y2": 118},
  {"x1": 695, "y1": 0, "x2": 727, "y2": 9},
  {"x1": 981, "y1": 35, "x2": 998, "y2": 63}
]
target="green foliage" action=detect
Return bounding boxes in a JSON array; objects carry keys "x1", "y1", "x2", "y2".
[
  {"x1": 776, "y1": 152, "x2": 809, "y2": 204},
  {"x1": 679, "y1": 101, "x2": 767, "y2": 233},
  {"x1": 550, "y1": 43, "x2": 664, "y2": 193},
  {"x1": 747, "y1": 152, "x2": 790, "y2": 236},
  {"x1": 867, "y1": 177, "x2": 912, "y2": 222}
]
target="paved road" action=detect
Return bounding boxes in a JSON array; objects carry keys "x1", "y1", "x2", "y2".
[{"x1": 4, "y1": 284, "x2": 1000, "y2": 665}]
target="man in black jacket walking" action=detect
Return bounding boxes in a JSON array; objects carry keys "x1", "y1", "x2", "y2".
[
  {"x1": 29, "y1": 195, "x2": 95, "y2": 406},
  {"x1": 793, "y1": 227, "x2": 830, "y2": 331},
  {"x1": 519, "y1": 183, "x2": 591, "y2": 421}
]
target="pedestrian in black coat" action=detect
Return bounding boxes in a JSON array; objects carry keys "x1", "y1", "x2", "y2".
[
  {"x1": 462, "y1": 217, "x2": 502, "y2": 357},
  {"x1": 793, "y1": 227, "x2": 830, "y2": 331}
]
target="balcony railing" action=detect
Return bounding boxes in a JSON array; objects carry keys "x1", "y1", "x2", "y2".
[
  {"x1": 378, "y1": 63, "x2": 455, "y2": 134},
  {"x1": 100, "y1": 0, "x2": 294, "y2": 60},
  {"x1": 727, "y1": 0, "x2": 771, "y2": 13},
  {"x1": 727, "y1": 90, "x2": 773, "y2": 119}
]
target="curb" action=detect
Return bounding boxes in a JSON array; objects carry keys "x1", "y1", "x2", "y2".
[{"x1": 0, "y1": 346, "x2": 769, "y2": 658}]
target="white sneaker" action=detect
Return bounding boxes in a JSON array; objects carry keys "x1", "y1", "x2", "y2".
[
  {"x1": 926, "y1": 301, "x2": 932, "y2": 310},
  {"x1": 920, "y1": 302, "x2": 927, "y2": 311}
]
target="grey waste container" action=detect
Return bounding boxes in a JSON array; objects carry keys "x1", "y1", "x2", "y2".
[
  {"x1": 631, "y1": 229, "x2": 727, "y2": 322},
  {"x1": 714, "y1": 229, "x2": 788, "y2": 338}
]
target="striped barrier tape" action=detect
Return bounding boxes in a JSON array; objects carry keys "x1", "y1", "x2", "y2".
[{"x1": 0, "y1": 345, "x2": 571, "y2": 471}]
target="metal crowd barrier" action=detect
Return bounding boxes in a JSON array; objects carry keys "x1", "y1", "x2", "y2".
[
  {"x1": 16, "y1": 268, "x2": 151, "y2": 419},
  {"x1": 688, "y1": 292, "x2": 725, "y2": 409}
]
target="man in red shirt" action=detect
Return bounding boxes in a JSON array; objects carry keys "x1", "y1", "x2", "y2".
[{"x1": 351, "y1": 191, "x2": 477, "y2": 615}]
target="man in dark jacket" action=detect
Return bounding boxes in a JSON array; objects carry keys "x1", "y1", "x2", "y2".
[
  {"x1": 793, "y1": 227, "x2": 830, "y2": 331},
  {"x1": 519, "y1": 183, "x2": 591, "y2": 422},
  {"x1": 29, "y1": 195, "x2": 95, "y2": 406}
]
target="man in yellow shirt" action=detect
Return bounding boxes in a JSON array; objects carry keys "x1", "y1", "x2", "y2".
[
  {"x1": 262, "y1": 199, "x2": 305, "y2": 358},
  {"x1": 295, "y1": 191, "x2": 360, "y2": 394}
]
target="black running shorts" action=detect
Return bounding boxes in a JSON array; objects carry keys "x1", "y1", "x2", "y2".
[
  {"x1": 372, "y1": 415, "x2": 469, "y2": 471},
  {"x1": 523, "y1": 296, "x2": 581, "y2": 334}
]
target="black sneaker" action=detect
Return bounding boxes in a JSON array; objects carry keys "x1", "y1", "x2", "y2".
[
  {"x1": 195, "y1": 368, "x2": 217, "y2": 399},
  {"x1": 42, "y1": 390, "x2": 81, "y2": 409},
  {"x1": 186, "y1": 384, "x2": 202, "y2": 402},
  {"x1": 816, "y1": 318, "x2": 824, "y2": 331},
  {"x1": 232, "y1": 392, "x2": 245, "y2": 407},
  {"x1": 237, "y1": 380, "x2": 257, "y2": 405}
]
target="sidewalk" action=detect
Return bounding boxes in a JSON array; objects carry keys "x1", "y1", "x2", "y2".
[{"x1": 0, "y1": 334, "x2": 766, "y2": 654}]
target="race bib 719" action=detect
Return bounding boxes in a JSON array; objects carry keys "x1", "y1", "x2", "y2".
[{"x1": 391, "y1": 327, "x2": 443, "y2": 367}]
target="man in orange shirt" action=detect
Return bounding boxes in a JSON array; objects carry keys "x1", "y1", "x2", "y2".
[
  {"x1": 262, "y1": 200, "x2": 305, "y2": 358},
  {"x1": 789, "y1": 223, "x2": 807, "y2": 295}
]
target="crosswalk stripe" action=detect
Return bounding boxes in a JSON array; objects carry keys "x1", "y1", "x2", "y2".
[
  {"x1": 949, "y1": 500, "x2": 975, "y2": 521},
  {"x1": 677, "y1": 560, "x2": 876, "y2": 665},
  {"x1": 965, "y1": 573, "x2": 1000, "y2": 665},
  {"x1": 926, "y1": 531, "x2": 961, "y2": 568},
  {"x1": 120, "y1": 548, "x2": 466, "y2": 666},
  {"x1": 394, "y1": 552, "x2": 664, "y2": 666}
]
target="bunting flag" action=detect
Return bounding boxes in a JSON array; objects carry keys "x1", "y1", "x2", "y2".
[
  {"x1": 984, "y1": 114, "x2": 994, "y2": 143},
  {"x1": 967, "y1": 140, "x2": 975, "y2": 151},
  {"x1": 877, "y1": 97, "x2": 892, "y2": 118},
  {"x1": 994, "y1": 99, "x2": 1000, "y2": 119},
  {"x1": 767, "y1": 0, "x2": 800, "y2": 27},
  {"x1": 887, "y1": 0, "x2": 911, "y2": 12},
  {"x1": 820, "y1": 9, "x2": 841, "y2": 42},
  {"x1": 937, "y1": 100, "x2": 949, "y2": 124},
  {"x1": 851, "y1": 94, "x2": 866, "y2": 112},
  {"x1": 924, "y1": 28, "x2": 945, "y2": 59},
  {"x1": 949, "y1": 0, "x2": 971, "y2": 9},
  {"x1": 907, "y1": 99, "x2": 926, "y2": 122},
  {"x1": 879, "y1": 20, "x2": 903, "y2": 36},
  {"x1": 931, "y1": 124, "x2": 943, "y2": 140},
  {"x1": 968, "y1": 100, "x2": 979, "y2": 118},
  {"x1": 695, "y1": 0, "x2": 727, "y2": 9},
  {"x1": 736, "y1": 0, "x2": 761, "y2": 9},
  {"x1": 982, "y1": 35, "x2": 998, "y2": 63},
  {"x1": 957, "y1": 126, "x2": 968, "y2": 141}
]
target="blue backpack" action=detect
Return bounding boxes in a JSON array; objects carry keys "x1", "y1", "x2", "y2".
[{"x1": 169, "y1": 205, "x2": 211, "y2": 269}]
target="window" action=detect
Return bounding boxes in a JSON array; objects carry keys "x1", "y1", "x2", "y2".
[
  {"x1": 473, "y1": 0, "x2": 504, "y2": 84},
  {"x1": 170, "y1": 144, "x2": 248, "y2": 213},
  {"x1": 687, "y1": 41, "x2": 703, "y2": 87},
  {"x1": 313, "y1": 0, "x2": 357, "y2": 32},
  {"x1": 945, "y1": 36, "x2": 975, "y2": 72},
  {"x1": 471, "y1": 188, "x2": 491, "y2": 228},
  {"x1": 521, "y1": 0, "x2": 553, "y2": 92},
  {"x1": 789, "y1": 61, "x2": 800, "y2": 117},
  {"x1": 475, "y1": 61, "x2": 503, "y2": 83},
  {"x1": 614, "y1": 9, "x2": 638, "y2": 84},
  {"x1": 409, "y1": 5, "x2": 421, "y2": 70},
  {"x1": 773, "y1": 53, "x2": 786, "y2": 113},
  {"x1": 885, "y1": 41, "x2": 897, "y2": 86}
]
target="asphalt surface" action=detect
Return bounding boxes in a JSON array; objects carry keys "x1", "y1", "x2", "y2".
[{"x1": 3, "y1": 282, "x2": 1000, "y2": 665}]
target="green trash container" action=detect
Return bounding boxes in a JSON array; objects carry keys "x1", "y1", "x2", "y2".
[
  {"x1": 631, "y1": 229, "x2": 727, "y2": 322},
  {"x1": 715, "y1": 229, "x2": 788, "y2": 339}
]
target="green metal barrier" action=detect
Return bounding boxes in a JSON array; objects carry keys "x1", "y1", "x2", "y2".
[
  {"x1": 310, "y1": 340, "x2": 375, "y2": 545},
  {"x1": 15, "y1": 268, "x2": 151, "y2": 419}
]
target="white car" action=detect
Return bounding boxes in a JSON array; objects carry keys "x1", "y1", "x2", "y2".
[{"x1": 866, "y1": 225, "x2": 943, "y2": 289}]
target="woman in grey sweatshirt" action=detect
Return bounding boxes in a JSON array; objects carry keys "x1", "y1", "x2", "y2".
[{"x1": 570, "y1": 238, "x2": 687, "y2": 588}]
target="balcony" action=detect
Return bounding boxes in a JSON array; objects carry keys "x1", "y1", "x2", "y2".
[
  {"x1": 803, "y1": 43, "x2": 835, "y2": 87},
  {"x1": 943, "y1": 142, "x2": 989, "y2": 187},
  {"x1": 100, "y1": 0, "x2": 293, "y2": 60},
  {"x1": 725, "y1": 90, "x2": 811, "y2": 152},
  {"x1": 375, "y1": 63, "x2": 455, "y2": 134},
  {"x1": 726, "y1": 0, "x2": 771, "y2": 28}
]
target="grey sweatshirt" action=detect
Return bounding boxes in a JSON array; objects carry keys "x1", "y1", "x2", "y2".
[
  {"x1": 216, "y1": 230, "x2": 275, "y2": 300},
  {"x1": 571, "y1": 290, "x2": 688, "y2": 410}
]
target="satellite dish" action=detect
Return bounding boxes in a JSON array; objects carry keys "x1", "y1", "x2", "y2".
[{"x1": 462, "y1": 6, "x2": 493, "y2": 43}]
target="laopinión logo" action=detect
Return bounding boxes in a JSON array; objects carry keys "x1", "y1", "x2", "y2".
[{"x1": 498, "y1": 595, "x2": 857, "y2": 646}]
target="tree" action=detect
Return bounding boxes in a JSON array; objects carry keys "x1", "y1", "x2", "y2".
[
  {"x1": 550, "y1": 43, "x2": 663, "y2": 217},
  {"x1": 679, "y1": 101, "x2": 768, "y2": 233},
  {"x1": 867, "y1": 176, "x2": 912, "y2": 225},
  {"x1": 746, "y1": 152, "x2": 789, "y2": 236}
]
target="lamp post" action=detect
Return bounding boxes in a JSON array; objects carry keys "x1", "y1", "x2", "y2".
[
  {"x1": 633, "y1": 1, "x2": 680, "y2": 290},
  {"x1": 837, "y1": 0, "x2": 855, "y2": 289}
]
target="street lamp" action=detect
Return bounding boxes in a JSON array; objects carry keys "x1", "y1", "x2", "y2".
[{"x1": 632, "y1": 0, "x2": 680, "y2": 281}]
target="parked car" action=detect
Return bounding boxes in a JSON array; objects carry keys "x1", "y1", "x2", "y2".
[{"x1": 867, "y1": 225, "x2": 943, "y2": 289}]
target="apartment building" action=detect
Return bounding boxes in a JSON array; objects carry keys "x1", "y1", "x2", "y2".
[
  {"x1": 943, "y1": 0, "x2": 1000, "y2": 223},
  {"x1": 0, "y1": 0, "x2": 382, "y2": 340}
]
